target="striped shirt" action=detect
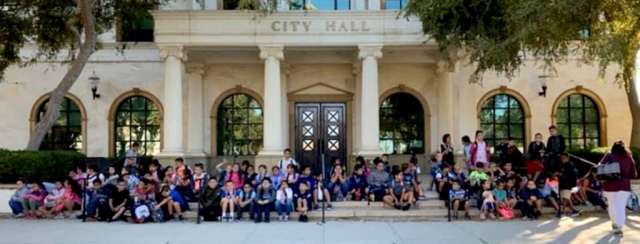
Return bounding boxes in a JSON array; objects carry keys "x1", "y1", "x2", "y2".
[{"x1": 449, "y1": 189, "x2": 466, "y2": 200}]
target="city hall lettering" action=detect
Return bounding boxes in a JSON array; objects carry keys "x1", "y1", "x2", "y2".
[{"x1": 270, "y1": 20, "x2": 371, "y2": 32}]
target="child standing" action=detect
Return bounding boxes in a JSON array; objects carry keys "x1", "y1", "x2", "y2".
[
  {"x1": 237, "y1": 183, "x2": 255, "y2": 220},
  {"x1": 295, "y1": 181, "x2": 312, "y2": 222},
  {"x1": 254, "y1": 178, "x2": 276, "y2": 223},
  {"x1": 220, "y1": 181, "x2": 237, "y2": 222},
  {"x1": 449, "y1": 181, "x2": 470, "y2": 220},
  {"x1": 461, "y1": 135, "x2": 473, "y2": 172},
  {"x1": 556, "y1": 153, "x2": 582, "y2": 218},
  {"x1": 9, "y1": 179, "x2": 29, "y2": 217},
  {"x1": 21, "y1": 182, "x2": 47, "y2": 218},
  {"x1": 278, "y1": 148, "x2": 297, "y2": 170},
  {"x1": 479, "y1": 180, "x2": 496, "y2": 219},
  {"x1": 276, "y1": 181, "x2": 294, "y2": 221}
]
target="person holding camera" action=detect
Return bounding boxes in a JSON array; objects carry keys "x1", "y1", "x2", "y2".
[
  {"x1": 497, "y1": 137, "x2": 524, "y2": 175},
  {"x1": 599, "y1": 141, "x2": 637, "y2": 237}
]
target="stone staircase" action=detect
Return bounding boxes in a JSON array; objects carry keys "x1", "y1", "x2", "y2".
[{"x1": 181, "y1": 190, "x2": 605, "y2": 221}]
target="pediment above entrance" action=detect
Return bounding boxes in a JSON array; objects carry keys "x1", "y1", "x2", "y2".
[{"x1": 288, "y1": 82, "x2": 353, "y2": 101}]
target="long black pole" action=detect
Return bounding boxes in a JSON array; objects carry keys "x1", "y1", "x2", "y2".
[{"x1": 320, "y1": 139, "x2": 326, "y2": 224}]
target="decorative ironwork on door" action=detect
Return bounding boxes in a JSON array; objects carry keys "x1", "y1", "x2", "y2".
[{"x1": 295, "y1": 103, "x2": 346, "y2": 173}]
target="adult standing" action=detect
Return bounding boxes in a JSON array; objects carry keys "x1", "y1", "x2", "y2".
[
  {"x1": 440, "y1": 134, "x2": 455, "y2": 167},
  {"x1": 526, "y1": 133, "x2": 546, "y2": 182},
  {"x1": 470, "y1": 130, "x2": 491, "y2": 169},
  {"x1": 546, "y1": 125, "x2": 566, "y2": 172},
  {"x1": 600, "y1": 141, "x2": 637, "y2": 237}
]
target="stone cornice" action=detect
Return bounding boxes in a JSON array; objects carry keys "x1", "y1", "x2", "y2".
[
  {"x1": 158, "y1": 45, "x2": 188, "y2": 62},
  {"x1": 357, "y1": 44, "x2": 383, "y2": 59},
  {"x1": 258, "y1": 45, "x2": 284, "y2": 60},
  {"x1": 436, "y1": 60, "x2": 454, "y2": 74}
]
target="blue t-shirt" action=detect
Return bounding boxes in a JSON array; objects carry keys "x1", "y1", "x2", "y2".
[
  {"x1": 402, "y1": 173, "x2": 413, "y2": 189},
  {"x1": 169, "y1": 190, "x2": 187, "y2": 207}
]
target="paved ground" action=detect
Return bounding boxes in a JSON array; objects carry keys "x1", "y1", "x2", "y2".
[{"x1": 1, "y1": 216, "x2": 639, "y2": 244}]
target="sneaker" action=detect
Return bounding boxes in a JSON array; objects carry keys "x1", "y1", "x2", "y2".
[
  {"x1": 178, "y1": 215, "x2": 185, "y2": 221},
  {"x1": 613, "y1": 229, "x2": 623, "y2": 237},
  {"x1": 299, "y1": 216, "x2": 304, "y2": 222},
  {"x1": 302, "y1": 215, "x2": 308, "y2": 223},
  {"x1": 326, "y1": 204, "x2": 332, "y2": 211},
  {"x1": 480, "y1": 213, "x2": 486, "y2": 220},
  {"x1": 54, "y1": 214, "x2": 64, "y2": 219},
  {"x1": 453, "y1": 212, "x2": 459, "y2": 220},
  {"x1": 278, "y1": 215, "x2": 284, "y2": 222},
  {"x1": 393, "y1": 204, "x2": 401, "y2": 210},
  {"x1": 314, "y1": 205, "x2": 321, "y2": 211},
  {"x1": 402, "y1": 204, "x2": 411, "y2": 211},
  {"x1": 464, "y1": 213, "x2": 471, "y2": 220},
  {"x1": 265, "y1": 218, "x2": 270, "y2": 223},
  {"x1": 556, "y1": 213, "x2": 564, "y2": 218},
  {"x1": 418, "y1": 195, "x2": 426, "y2": 200},
  {"x1": 488, "y1": 213, "x2": 496, "y2": 219},
  {"x1": 14, "y1": 213, "x2": 25, "y2": 218},
  {"x1": 522, "y1": 216, "x2": 529, "y2": 220},
  {"x1": 68, "y1": 213, "x2": 76, "y2": 219},
  {"x1": 570, "y1": 210, "x2": 582, "y2": 217},
  {"x1": 584, "y1": 201, "x2": 593, "y2": 207},
  {"x1": 284, "y1": 215, "x2": 289, "y2": 221}
]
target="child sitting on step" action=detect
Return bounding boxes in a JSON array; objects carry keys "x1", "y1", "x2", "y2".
[
  {"x1": 348, "y1": 164, "x2": 368, "y2": 201},
  {"x1": 295, "y1": 181, "x2": 312, "y2": 222},
  {"x1": 479, "y1": 180, "x2": 496, "y2": 220},
  {"x1": 313, "y1": 172, "x2": 333, "y2": 211},
  {"x1": 383, "y1": 170, "x2": 411, "y2": 211},
  {"x1": 449, "y1": 181, "x2": 470, "y2": 220}
]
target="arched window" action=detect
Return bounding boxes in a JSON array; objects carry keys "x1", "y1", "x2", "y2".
[
  {"x1": 36, "y1": 97, "x2": 83, "y2": 151},
  {"x1": 479, "y1": 94, "x2": 525, "y2": 150},
  {"x1": 379, "y1": 92, "x2": 425, "y2": 154},
  {"x1": 114, "y1": 96, "x2": 161, "y2": 156},
  {"x1": 217, "y1": 94, "x2": 263, "y2": 156},
  {"x1": 556, "y1": 94, "x2": 601, "y2": 149}
]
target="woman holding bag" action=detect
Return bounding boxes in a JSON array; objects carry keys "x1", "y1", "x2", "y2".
[{"x1": 600, "y1": 141, "x2": 637, "y2": 237}]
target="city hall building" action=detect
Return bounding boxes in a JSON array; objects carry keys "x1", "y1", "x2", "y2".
[{"x1": 0, "y1": 0, "x2": 632, "y2": 170}]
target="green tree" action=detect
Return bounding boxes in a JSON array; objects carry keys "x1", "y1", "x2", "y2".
[
  {"x1": 404, "y1": 0, "x2": 640, "y2": 147},
  {"x1": 0, "y1": 0, "x2": 162, "y2": 150}
]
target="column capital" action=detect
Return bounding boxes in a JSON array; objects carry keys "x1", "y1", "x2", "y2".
[
  {"x1": 282, "y1": 62, "x2": 291, "y2": 75},
  {"x1": 436, "y1": 60, "x2": 455, "y2": 74},
  {"x1": 352, "y1": 61, "x2": 362, "y2": 75},
  {"x1": 259, "y1": 44, "x2": 284, "y2": 60},
  {"x1": 357, "y1": 44, "x2": 383, "y2": 59},
  {"x1": 185, "y1": 63, "x2": 206, "y2": 75},
  {"x1": 159, "y1": 46, "x2": 188, "y2": 62}
]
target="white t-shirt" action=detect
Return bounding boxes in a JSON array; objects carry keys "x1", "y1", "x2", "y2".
[
  {"x1": 278, "y1": 158, "x2": 297, "y2": 170},
  {"x1": 476, "y1": 141, "x2": 488, "y2": 163}
]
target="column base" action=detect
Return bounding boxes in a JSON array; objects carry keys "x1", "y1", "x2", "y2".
[
  {"x1": 154, "y1": 151, "x2": 185, "y2": 167},
  {"x1": 356, "y1": 149, "x2": 385, "y2": 159},
  {"x1": 184, "y1": 151, "x2": 210, "y2": 168},
  {"x1": 255, "y1": 150, "x2": 284, "y2": 169}
]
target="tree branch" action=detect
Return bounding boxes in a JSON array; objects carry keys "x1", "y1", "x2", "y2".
[{"x1": 65, "y1": 18, "x2": 82, "y2": 49}]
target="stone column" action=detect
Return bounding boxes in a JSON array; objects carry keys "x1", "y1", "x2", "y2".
[
  {"x1": 368, "y1": 0, "x2": 381, "y2": 10},
  {"x1": 258, "y1": 45, "x2": 285, "y2": 156},
  {"x1": 352, "y1": 62, "x2": 362, "y2": 154},
  {"x1": 437, "y1": 61, "x2": 455, "y2": 141},
  {"x1": 185, "y1": 63, "x2": 206, "y2": 157},
  {"x1": 281, "y1": 63, "x2": 291, "y2": 149},
  {"x1": 158, "y1": 46, "x2": 187, "y2": 160},
  {"x1": 357, "y1": 44, "x2": 384, "y2": 157}
]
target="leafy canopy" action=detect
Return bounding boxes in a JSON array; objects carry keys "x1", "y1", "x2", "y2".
[
  {"x1": 404, "y1": 0, "x2": 640, "y2": 85},
  {"x1": 0, "y1": 0, "x2": 160, "y2": 81}
]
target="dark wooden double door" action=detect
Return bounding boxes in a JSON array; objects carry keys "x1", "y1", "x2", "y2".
[{"x1": 295, "y1": 103, "x2": 346, "y2": 173}]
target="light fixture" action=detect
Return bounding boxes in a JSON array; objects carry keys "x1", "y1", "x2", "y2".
[
  {"x1": 88, "y1": 71, "x2": 101, "y2": 100},
  {"x1": 538, "y1": 75, "x2": 549, "y2": 97}
]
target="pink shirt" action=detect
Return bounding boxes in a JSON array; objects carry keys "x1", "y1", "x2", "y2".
[
  {"x1": 61, "y1": 188, "x2": 81, "y2": 205},
  {"x1": 227, "y1": 172, "x2": 243, "y2": 191}
]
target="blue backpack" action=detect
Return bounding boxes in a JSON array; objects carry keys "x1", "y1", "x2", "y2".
[{"x1": 627, "y1": 192, "x2": 639, "y2": 212}]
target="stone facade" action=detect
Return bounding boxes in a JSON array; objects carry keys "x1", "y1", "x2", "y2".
[{"x1": 0, "y1": 4, "x2": 632, "y2": 171}]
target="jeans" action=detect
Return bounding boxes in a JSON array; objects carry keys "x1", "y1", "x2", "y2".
[
  {"x1": 237, "y1": 202, "x2": 254, "y2": 219},
  {"x1": 604, "y1": 191, "x2": 631, "y2": 228},
  {"x1": 276, "y1": 200, "x2": 293, "y2": 216},
  {"x1": 8, "y1": 200, "x2": 23, "y2": 215},
  {"x1": 586, "y1": 192, "x2": 607, "y2": 210},
  {"x1": 255, "y1": 203, "x2": 272, "y2": 221},
  {"x1": 21, "y1": 198, "x2": 40, "y2": 212},
  {"x1": 517, "y1": 201, "x2": 536, "y2": 217},
  {"x1": 327, "y1": 182, "x2": 349, "y2": 200}
]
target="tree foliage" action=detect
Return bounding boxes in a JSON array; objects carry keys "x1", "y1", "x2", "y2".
[
  {"x1": 0, "y1": 0, "x2": 162, "y2": 150},
  {"x1": 405, "y1": 0, "x2": 640, "y2": 146},
  {"x1": 405, "y1": 0, "x2": 640, "y2": 83}
]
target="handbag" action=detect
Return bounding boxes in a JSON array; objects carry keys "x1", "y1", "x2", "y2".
[
  {"x1": 596, "y1": 154, "x2": 622, "y2": 181},
  {"x1": 497, "y1": 205, "x2": 514, "y2": 219}
]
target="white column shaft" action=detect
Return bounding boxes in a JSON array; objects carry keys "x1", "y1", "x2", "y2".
[
  {"x1": 357, "y1": 44, "x2": 383, "y2": 155},
  {"x1": 163, "y1": 55, "x2": 184, "y2": 153},
  {"x1": 186, "y1": 64, "x2": 205, "y2": 153},
  {"x1": 259, "y1": 45, "x2": 285, "y2": 154}
]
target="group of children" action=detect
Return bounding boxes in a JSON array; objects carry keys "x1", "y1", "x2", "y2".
[
  {"x1": 8, "y1": 148, "x2": 431, "y2": 223},
  {"x1": 438, "y1": 150, "x2": 605, "y2": 220}
]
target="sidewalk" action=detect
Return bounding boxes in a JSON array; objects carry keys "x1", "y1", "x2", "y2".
[{"x1": 1, "y1": 216, "x2": 638, "y2": 244}]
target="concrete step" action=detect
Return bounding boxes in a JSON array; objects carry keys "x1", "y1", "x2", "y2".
[{"x1": 181, "y1": 205, "x2": 605, "y2": 221}]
